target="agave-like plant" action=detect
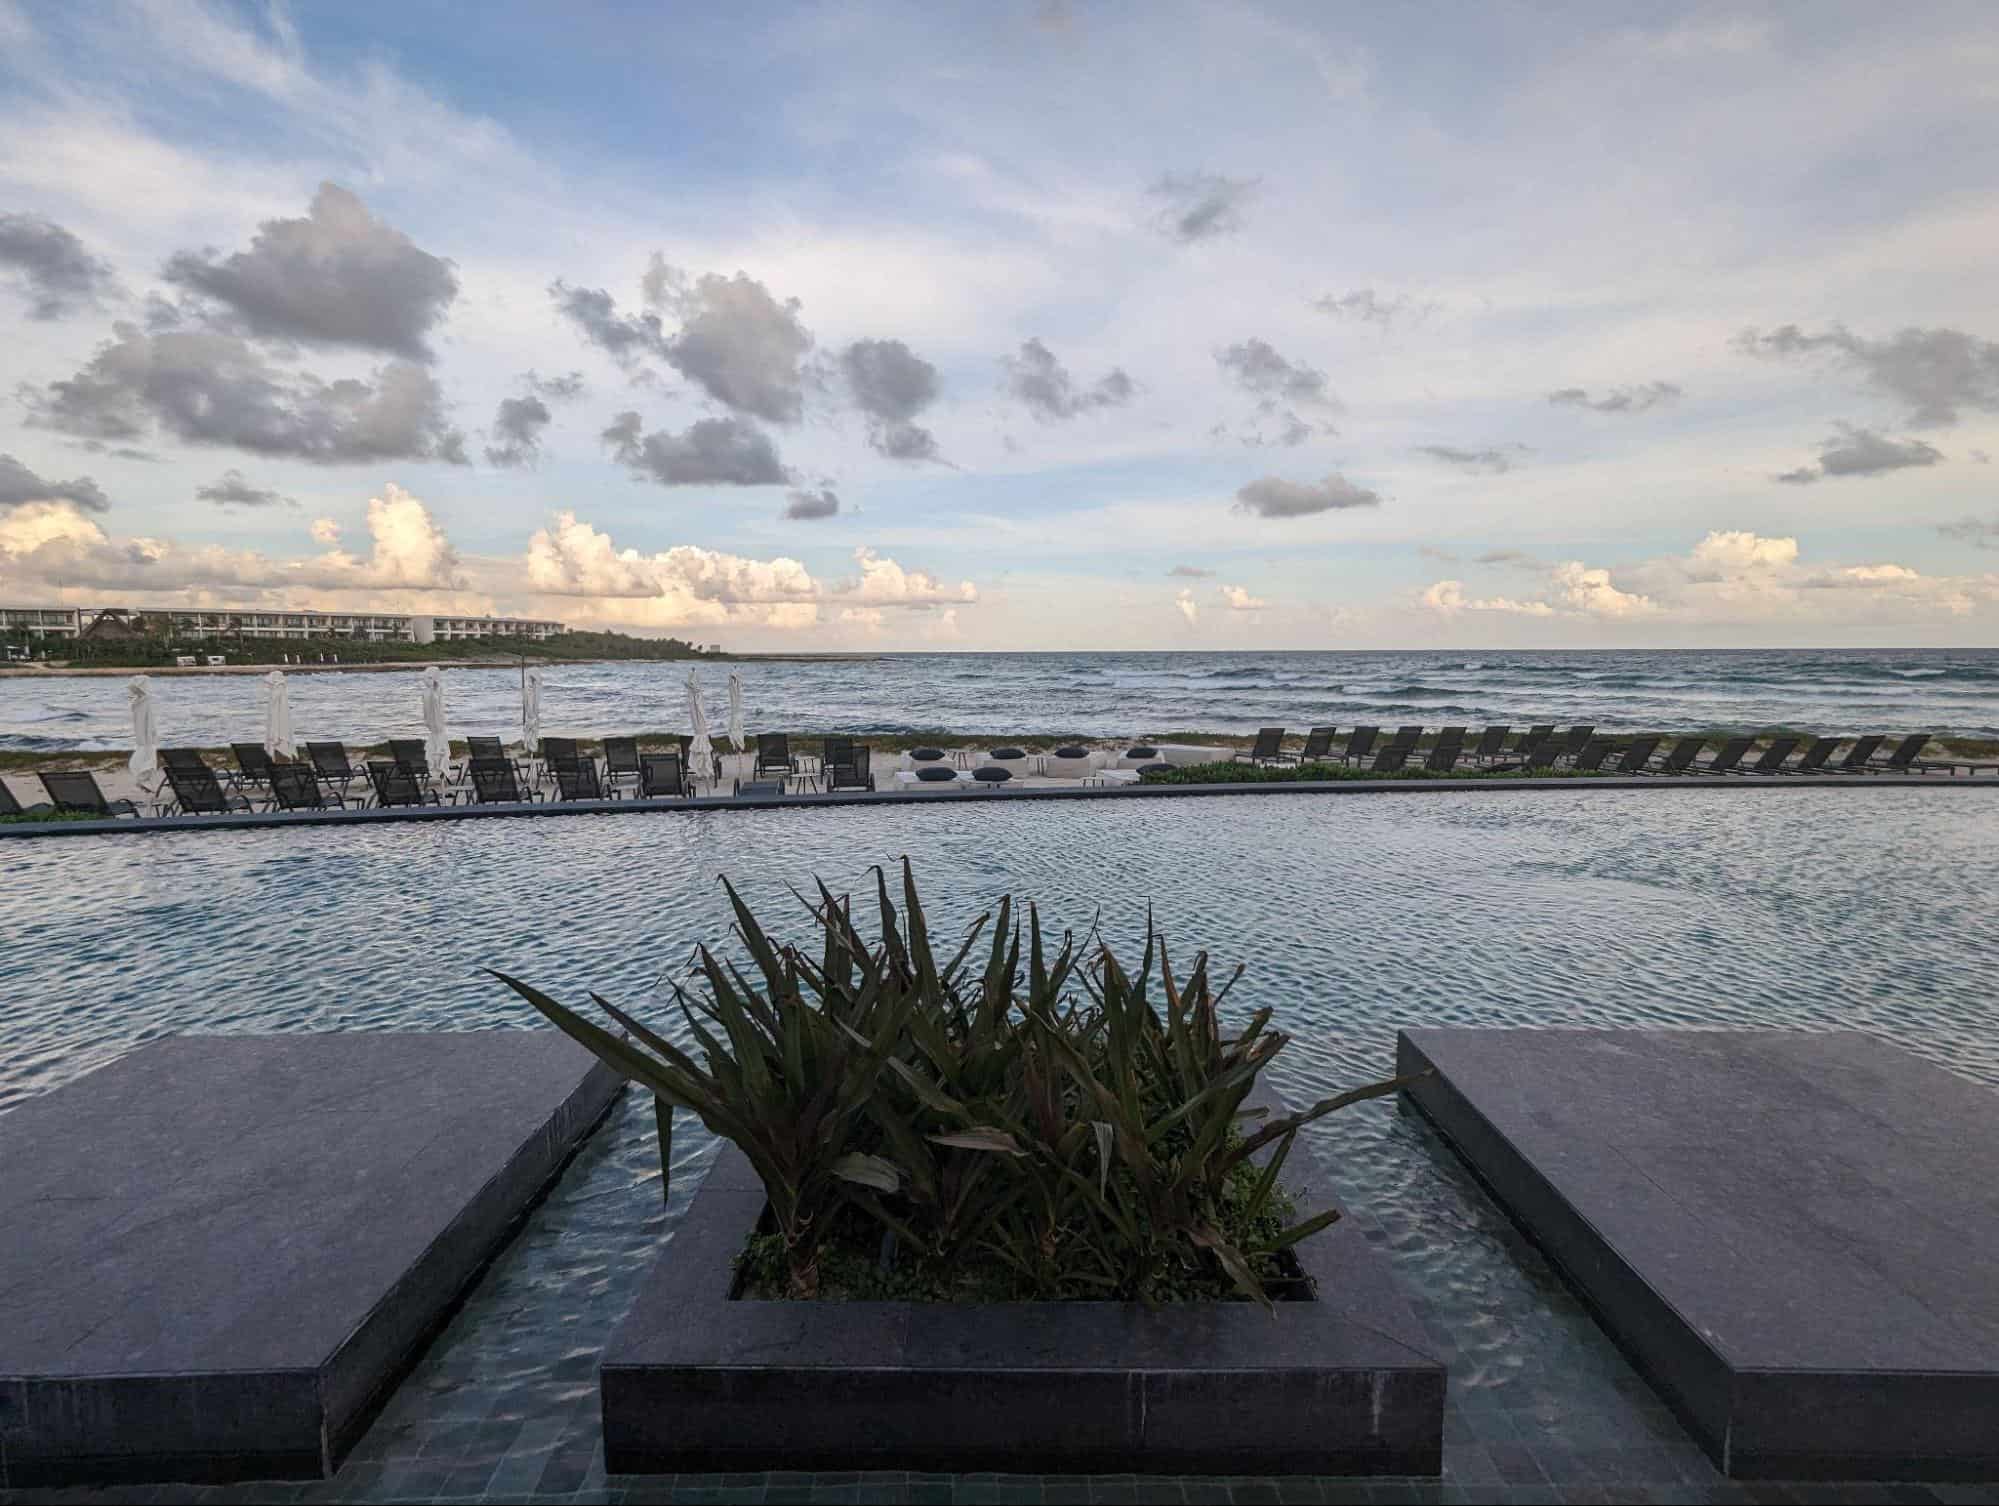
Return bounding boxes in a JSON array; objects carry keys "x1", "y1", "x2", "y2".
[{"x1": 493, "y1": 859, "x2": 1414, "y2": 1307}]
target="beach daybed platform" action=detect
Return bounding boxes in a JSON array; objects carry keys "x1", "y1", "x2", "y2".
[
  {"x1": 1398, "y1": 1027, "x2": 1999, "y2": 1481},
  {"x1": 0, "y1": 1031, "x2": 620, "y2": 1487}
]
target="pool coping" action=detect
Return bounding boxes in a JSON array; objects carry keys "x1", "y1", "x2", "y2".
[{"x1": 1, "y1": 771, "x2": 1994, "y2": 840}]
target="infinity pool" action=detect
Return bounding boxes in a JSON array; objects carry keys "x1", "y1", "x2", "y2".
[{"x1": 5, "y1": 787, "x2": 1997, "y2": 1501}]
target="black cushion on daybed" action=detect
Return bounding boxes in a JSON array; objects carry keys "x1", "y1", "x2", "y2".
[
  {"x1": 1054, "y1": 745, "x2": 1089, "y2": 759},
  {"x1": 1126, "y1": 745, "x2": 1159, "y2": 759},
  {"x1": 916, "y1": 765, "x2": 958, "y2": 782},
  {"x1": 972, "y1": 766, "x2": 1012, "y2": 783},
  {"x1": 1137, "y1": 763, "x2": 1172, "y2": 776},
  {"x1": 910, "y1": 746, "x2": 945, "y2": 761},
  {"x1": 989, "y1": 747, "x2": 1026, "y2": 760}
]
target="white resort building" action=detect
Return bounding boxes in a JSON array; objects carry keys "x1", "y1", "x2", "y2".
[{"x1": 0, "y1": 605, "x2": 563, "y2": 644}]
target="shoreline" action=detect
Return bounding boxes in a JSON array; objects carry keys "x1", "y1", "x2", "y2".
[{"x1": 0, "y1": 652, "x2": 866, "y2": 679}]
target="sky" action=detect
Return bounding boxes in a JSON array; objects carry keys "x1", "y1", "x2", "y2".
[{"x1": 2, "y1": 0, "x2": 1998, "y2": 651}]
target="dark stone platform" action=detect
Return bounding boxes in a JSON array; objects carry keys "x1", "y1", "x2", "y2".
[
  {"x1": 1398, "y1": 1028, "x2": 1999, "y2": 1481},
  {"x1": 602, "y1": 1091, "x2": 1445, "y2": 1476},
  {"x1": 0, "y1": 1032, "x2": 622, "y2": 1487}
]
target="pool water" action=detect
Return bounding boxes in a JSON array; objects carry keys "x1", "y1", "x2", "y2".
[{"x1": 4, "y1": 787, "x2": 1998, "y2": 1502}]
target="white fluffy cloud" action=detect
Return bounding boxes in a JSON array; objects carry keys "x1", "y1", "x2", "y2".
[{"x1": 1220, "y1": 584, "x2": 1267, "y2": 610}]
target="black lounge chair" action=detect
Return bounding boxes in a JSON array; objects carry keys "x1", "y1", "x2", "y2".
[
  {"x1": 539, "y1": 737, "x2": 582, "y2": 781},
  {"x1": 469, "y1": 758, "x2": 541, "y2": 804},
  {"x1": 1697, "y1": 736, "x2": 1755, "y2": 774},
  {"x1": 1514, "y1": 724, "x2": 1555, "y2": 753},
  {"x1": 554, "y1": 761, "x2": 611, "y2": 801},
  {"x1": 1641, "y1": 736, "x2": 1706, "y2": 775},
  {"x1": 1611, "y1": 736, "x2": 1662, "y2": 775},
  {"x1": 824, "y1": 745, "x2": 875, "y2": 793},
  {"x1": 1571, "y1": 738, "x2": 1617, "y2": 773},
  {"x1": 306, "y1": 741, "x2": 359, "y2": 794},
  {"x1": 640, "y1": 753, "x2": 692, "y2": 799},
  {"x1": 1372, "y1": 744, "x2": 1413, "y2": 774},
  {"x1": 1823, "y1": 734, "x2": 1884, "y2": 773},
  {"x1": 270, "y1": 763, "x2": 344, "y2": 810},
  {"x1": 1423, "y1": 740, "x2": 1463, "y2": 774},
  {"x1": 1384, "y1": 725, "x2": 1424, "y2": 756},
  {"x1": 0, "y1": 779, "x2": 53, "y2": 818},
  {"x1": 1436, "y1": 726, "x2": 1467, "y2": 750},
  {"x1": 161, "y1": 747, "x2": 211, "y2": 777},
  {"x1": 734, "y1": 778, "x2": 785, "y2": 797},
  {"x1": 1868, "y1": 733, "x2": 1933, "y2": 774},
  {"x1": 1232, "y1": 727, "x2": 1286, "y2": 766},
  {"x1": 820, "y1": 735, "x2": 856, "y2": 781},
  {"x1": 602, "y1": 736, "x2": 642, "y2": 795},
  {"x1": 165, "y1": 763, "x2": 256, "y2": 815},
  {"x1": 1471, "y1": 726, "x2": 1511, "y2": 764},
  {"x1": 1731, "y1": 737, "x2": 1801, "y2": 776},
  {"x1": 1498, "y1": 735, "x2": 1560, "y2": 772},
  {"x1": 1296, "y1": 726, "x2": 1337, "y2": 763},
  {"x1": 1341, "y1": 726, "x2": 1378, "y2": 766},
  {"x1": 1782, "y1": 736, "x2": 1841, "y2": 774},
  {"x1": 38, "y1": 770, "x2": 139, "y2": 817},
  {"x1": 231, "y1": 743, "x2": 278, "y2": 791},
  {"x1": 1559, "y1": 725, "x2": 1596, "y2": 761},
  {"x1": 755, "y1": 733, "x2": 798, "y2": 782},
  {"x1": 367, "y1": 760, "x2": 433, "y2": 808}
]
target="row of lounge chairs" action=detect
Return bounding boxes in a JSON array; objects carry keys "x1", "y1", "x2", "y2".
[{"x1": 1230, "y1": 726, "x2": 1974, "y2": 777}]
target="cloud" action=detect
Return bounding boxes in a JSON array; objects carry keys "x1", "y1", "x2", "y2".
[
  {"x1": 600, "y1": 410, "x2": 788, "y2": 486},
  {"x1": 1003, "y1": 338, "x2": 1134, "y2": 421},
  {"x1": 1147, "y1": 172, "x2": 1258, "y2": 243},
  {"x1": 0, "y1": 212, "x2": 118, "y2": 318},
  {"x1": 1939, "y1": 517, "x2": 1999, "y2": 550},
  {"x1": 550, "y1": 281, "x2": 669, "y2": 370},
  {"x1": 1474, "y1": 548, "x2": 1545, "y2": 568},
  {"x1": 1414, "y1": 443, "x2": 1522, "y2": 474},
  {"x1": 1736, "y1": 323, "x2": 1999, "y2": 427},
  {"x1": 161, "y1": 183, "x2": 459, "y2": 362},
  {"x1": 782, "y1": 486, "x2": 840, "y2": 520},
  {"x1": 0, "y1": 453, "x2": 111, "y2": 513},
  {"x1": 1416, "y1": 545, "x2": 1458, "y2": 563},
  {"x1": 1421, "y1": 580, "x2": 1555, "y2": 617},
  {"x1": 840, "y1": 338, "x2": 943, "y2": 461},
  {"x1": 1548, "y1": 561, "x2": 1654, "y2": 617},
  {"x1": 195, "y1": 469, "x2": 293, "y2": 507},
  {"x1": 484, "y1": 394, "x2": 553, "y2": 469},
  {"x1": 1174, "y1": 588, "x2": 1198, "y2": 626},
  {"x1": 642, "y1": 259, "x2": 813, "y2": 424},
  {"x1": 524, "y1": 369, "x2": 585, "y2": 401},
  {"x1": 844, "y1": 546, "x2": 978, "y2": 605},
  {"x1": 1773, "y1": 423, "x2": 1944, "y2": 484},
  {"x1": 1216, "y1": 338, "x2": 1339, "y2": 411},
  {"x1": 0, "y1": 482, "x2": 462, "y2": 596},
  {"x1": 1220, "y1": 584, "x2": 1267, "y2": 610},
  {"x1": 20, "y1": 324, "x2": 468, "y2": 465},
  {"x1": 1233, "y1": 473, "x2": 1381, "y2": 518},
  {"x1": 1167, "y1": 564, "x2": 1214, "y2": 578},
  {"x1": 309, "y1": 517, "x2": 341, "y2": 545},
  {"x1": 1311, "y1": 288, "x2": 1428, "y2": 328},
  {"x1": 1546, "y1": 382, "x2": 1682, "y2": 414}
]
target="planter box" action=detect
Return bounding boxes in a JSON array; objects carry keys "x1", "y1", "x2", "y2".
[{"x1": 601, "y1": 1093, "x2": 1444, "y2": 1475}]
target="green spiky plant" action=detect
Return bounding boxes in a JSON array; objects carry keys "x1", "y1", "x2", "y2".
[{"x1": 492, "y1": 859, "x2": 1414, "y2": 1307}]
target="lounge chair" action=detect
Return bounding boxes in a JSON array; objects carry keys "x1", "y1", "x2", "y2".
[
  {"x1": 1423, "y1": 740, "x2": 1463, "y2": 773},
  {"x1": 554, "y1": 761, "x2": 611, "y2": 801},
  {"x1": 367, "y1": 760, "x2": 433, "y2": 808},
  {"x1": 1232, "y1": 727, "x2": 1286, "y2": 766},
  {"x1": 231, "y1": 743, "x2": 278, "y2": 792},
  {"x1": 1385, "y1": 725, "x2": 1424, "y2": 756},
  {"x1": 1559, "y1": 725, "x2": 1596, "y2": 761},
  {"x1": 1471, "y1": 726, "x2": 1511, "y2": 764},
  {"x1": 820, "y1": 735, "x2": 856, "y2": 781},
  {"x1": 824, "y1": 745, "x2": 875, "y2": 792},
  {"x1": 1611, "y1": 736, "x2": 1662, "y2": 774},
  {"x1": 0, "y1": 779, "x2": 53, "y2": 818},
  {"x1": 640, "y1": 753, "x2": 692, "y2": 799},
  {"x1": 755, "y1": 733, "x2": 798, "y2": 782},
  {"x1": 269, "y1": 763, "x2": 344, "y2": 810},
  {"x1": 1436, "y1": 726, "x2": 1467, "y2": 750},
  {"x1": 1572, "y1": 739, "x2": 1617, "y2": 773},
  {"x1": 1371, "y1": 744, "x2": 1413, "y2": 774},
  {"x1": 1640, "y1": 736, "x2": 1706, "y2": 775},
  {"x1": 1784, "y1": 737, "x2": 1841, "y2": 774},
  {"x1": 1823, "y1": 735, "x2": 1884, "y2": 773},
  {"x1": 1497, "y1": 735, "x2": 1560, "y2": 772},
  {"x1": 469, "y1": 758, "x2": 541, "y2": 804},
  {"x1": 1731, "y1": 737, "x2": 1801, "y2": 776},
  {"x1": 540, "y1": 737, "x2": 582, "y2": 782},
  {"x1": 1341, "y1": 726, "x2": 1378, "y2": 766},
  {"x1": 165, "y1": 763, "x2": 257, "y2": 815},
  {"x1": 1867, "y1": 733, "x2": 1934, "y2": 774},
  {"x1": 38, "y1": 771, "x2": 139, "y2": 817},
  {"x1": 602, "y1": 736, "x2": 642, "y2": 795},
  {"x1": 306, "y1": 741, "x2": 359, "y2": 795},
  {"x1": 161, "y1": 747, "x2": 210, "y2": 777},
  {"x1": 385, "y1": 738, "x2": 444, "y2": 798},
  {"x1": 1296, "y1": 726, "x2": 1337, "y2": 763},
  {"x1": 1696, "y1": 736, "x2": 1755, "y2": 774}
]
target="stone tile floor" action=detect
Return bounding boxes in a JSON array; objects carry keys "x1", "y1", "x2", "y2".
[{"x1": 9, "y1": 1096, "x2": 1997, "y2": 1506}]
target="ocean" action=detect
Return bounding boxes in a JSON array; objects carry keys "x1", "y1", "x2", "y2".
[{"x1": 2, "y1": 647, "x2": 1996, "y2": 752}]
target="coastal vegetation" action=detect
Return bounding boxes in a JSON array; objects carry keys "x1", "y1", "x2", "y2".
[
  {"x1": 493, "y1": 861, "x2": 1409, "y2": 1305},
  {"x1": 1136, "y1": 760, "x2": 1614, "y2": 784}
]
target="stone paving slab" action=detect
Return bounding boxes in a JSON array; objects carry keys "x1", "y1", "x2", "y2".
[
  {"x1": 1398, "y1": 1028, "x2": 1999, "y2": 1480},
  {"x1": 0, "y1": 1031, "x2": 622, "y2": 1487}
]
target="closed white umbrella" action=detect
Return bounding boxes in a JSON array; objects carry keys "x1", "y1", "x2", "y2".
[
  {"x1": 685, "y1": 666, "x2": 712, "y2": 786},
  {"x1": 421, "y1": 665, "x2": 449, "y2": 781},
  {"x1": 263, "y1": 671, "x2": 294, "y2": 759},
  {"x1": 128, "y1": 675, "x2": 159, "y2": 794},
  {"x1": 727, "y1": 670, "x2": 745, "y2": 752},
  {"x1": 522, "y1": 664, "x2": 543, "y2": 757}
]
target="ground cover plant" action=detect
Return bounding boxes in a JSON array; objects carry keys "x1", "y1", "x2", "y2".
[
  {"x1": 1136, "y1": 760, "x2": 1612, "y2": 785},
  {"x1": 494, "y1": 860, "x2": 1411, "y2": 1307}
]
